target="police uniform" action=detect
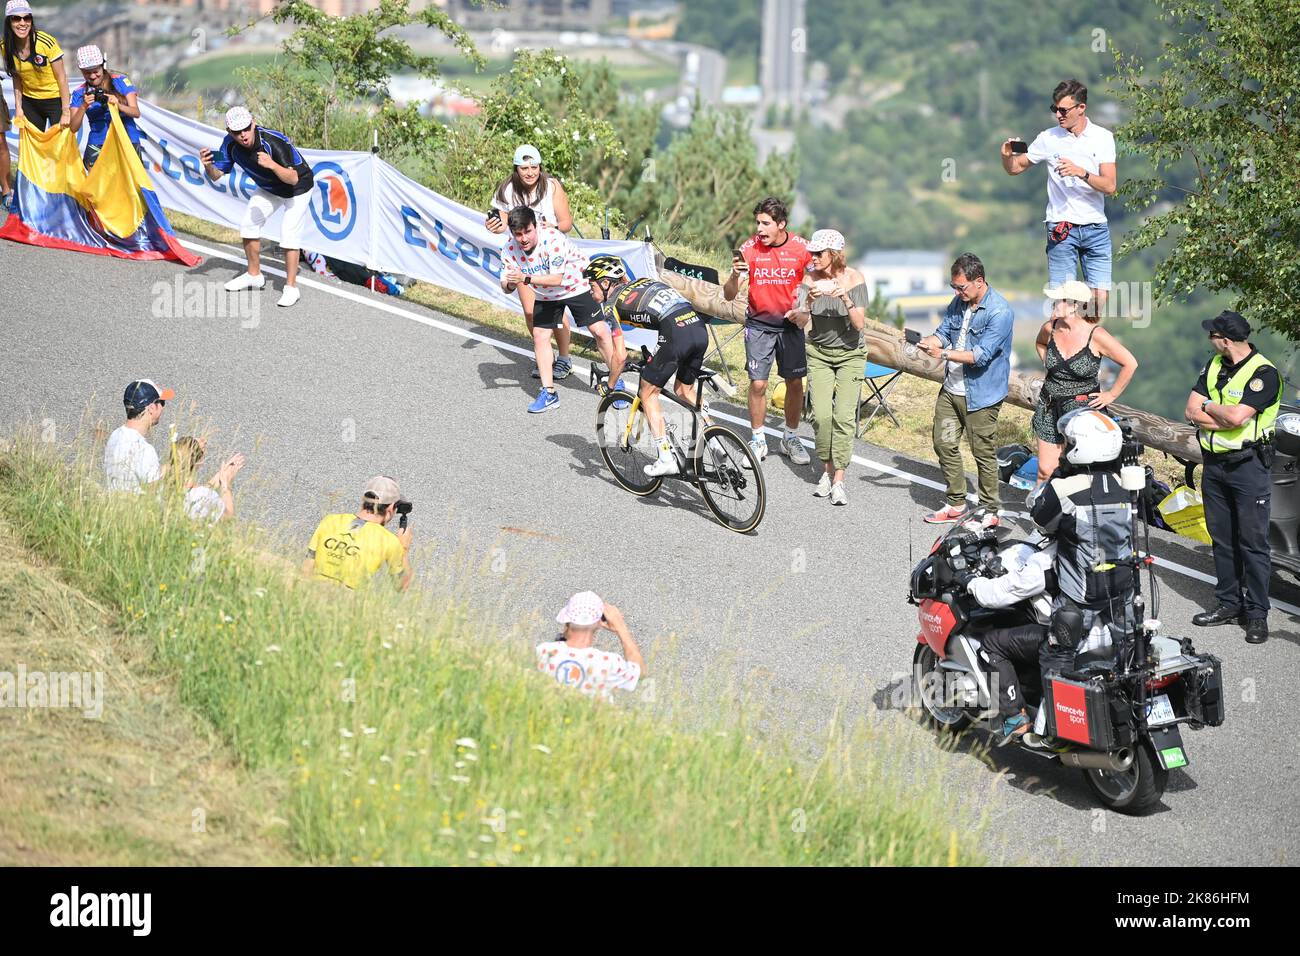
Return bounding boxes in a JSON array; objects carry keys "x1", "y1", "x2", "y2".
[{"x1": 1192, "y1": 316, "x2": 1282, "y2": 634}]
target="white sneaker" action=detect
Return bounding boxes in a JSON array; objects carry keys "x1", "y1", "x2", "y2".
[
  {"x1": 644, "y1": 454, "x2": 678, "y2": 477},
  {"x1": 830, "y1": 481, "x2": 847, "y2": 506},
  {"x1": 744, "y1": 436, "x2": 768, "y2": 470},
  {"x1": 814, "y1": 472, "x2": 833, "y2": 497},
  {"x1": 277, "y1": 285, "x2": 301, "y2": 308},
  {"x1": 782, "y1": 433, "x2": 811, "y2": 465},
  {"x1": 224, "y1": 272, "x2": 266, "y2": 292}
]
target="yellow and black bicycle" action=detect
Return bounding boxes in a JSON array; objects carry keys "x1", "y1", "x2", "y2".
[{"x1": 593, "y1": 354, "x2": 766, "y2": 534}]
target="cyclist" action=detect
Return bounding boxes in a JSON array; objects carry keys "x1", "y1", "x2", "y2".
[{"x1": 584, "y1": 255, "x2": 709, "y2": 477}]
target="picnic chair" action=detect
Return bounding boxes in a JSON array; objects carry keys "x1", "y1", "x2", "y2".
[
  {"x1": 663, "y1": 256, "x2": 742, "y2": 386},
  {"x1": 856, "y1": 361, "x2": 903, "y2": 433}
]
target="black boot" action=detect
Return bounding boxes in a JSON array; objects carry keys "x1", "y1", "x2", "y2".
[
  {"x1": 1192, "y1": 605, "x2": 1244, "y2": 627},
  {"x1": 1245, "y1": 618, "x2": 1269, "y2": 644}
]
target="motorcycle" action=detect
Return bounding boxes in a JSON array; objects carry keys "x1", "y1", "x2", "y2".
[{"x1": 907, "y1": 433, "x2": 1226, "y2": 814}]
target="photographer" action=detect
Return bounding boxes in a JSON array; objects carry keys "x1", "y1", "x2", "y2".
[
  {"x1": 68, "y1": 45, "x2": 143, "y2": 170},
  {"x1": 302, "y1": 476, "x2": 414, "y2": 591},
  {"x1": 536, "y1": 592, "x2": 644, "y2": 701}
]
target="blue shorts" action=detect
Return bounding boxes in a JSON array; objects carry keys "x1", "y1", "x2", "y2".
[{"x1": 1046, "y1": 221, "x2": 1112, "y2": 291}]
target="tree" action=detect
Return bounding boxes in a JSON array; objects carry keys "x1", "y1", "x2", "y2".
[
  {"x1": 1112, "y1": 0, "x2": 1300, "y2": 338},
  {"x1": 237, "y1": 0, "x2": 483, "y2": 149}
]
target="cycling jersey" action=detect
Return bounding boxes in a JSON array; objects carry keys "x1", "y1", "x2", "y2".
[
  {"x1": 212, "y1": 127, "x2": 315, "y2": 199},
  {"x1": 604, "y1": 277, "x2": 699, "y2": 335},
  {"x1": 502, "y1": 224, "x2": 589, "y2": 301}
]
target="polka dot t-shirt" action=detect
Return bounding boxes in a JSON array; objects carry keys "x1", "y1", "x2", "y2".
[
  {"x1": 535, "y1": 642, "x2": 641, "y2": 701},
  {"x1": 503, "y1": 225, "x2": 590, "y2": 302}
]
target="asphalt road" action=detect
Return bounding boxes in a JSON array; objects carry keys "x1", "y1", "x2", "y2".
[{"x1": 1, "y1": 232, "x2": 1297, "y2": 866}]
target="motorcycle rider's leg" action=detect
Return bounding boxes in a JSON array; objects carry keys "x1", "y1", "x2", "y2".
[{"x1": 983, "y1": 624, "x2": 1047, "y2": 719}]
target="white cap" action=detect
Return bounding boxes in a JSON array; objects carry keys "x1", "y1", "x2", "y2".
[
  {"x1": 807, "y1": 229, "x2": 845, "y2": 253},
  {"x1": 556, "y1": 591, "x2": 604, "y2": 627},
  {"x1": 513, "y1": 143, "x2": 541, "y2": 166},
  {"x1": 76, "y1": 45, "x2": 105, "y2": 70},
  {"x1": 1044, "y1": 279, "x2": 1093, "y2": 304},
  {"x1": 224, "y1": 106, "x2": 253, "y2": 132},
  {"x1": 363, "y1": 475, "x2": 401, "y2": 506},
  {"x1": 5, "y1": 1, "x2": 33, "y2": 18}
]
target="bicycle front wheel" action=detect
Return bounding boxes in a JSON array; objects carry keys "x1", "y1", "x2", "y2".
[
  {"x1": 696, "y1": 424, "x2": 766, "y2": 533},
  {"x1": 596, "y1": 390, "x2": 662, "y2": 496}
]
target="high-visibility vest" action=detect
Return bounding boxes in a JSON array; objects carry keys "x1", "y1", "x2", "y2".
[{"x1": 1198, "y1": 351, "x2": 1280, "y2": 454}]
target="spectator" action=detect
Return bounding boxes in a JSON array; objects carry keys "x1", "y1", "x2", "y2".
[
  {"x1": 500, "y1": 205, "x2": 622, "y2": 415},
  {"x1": 1001, "y1": 78, "x2": 1117, "y2": 318},
  {"x1": 68, "y1": 45, "x2": 143, "y2": 170},
  {"x1": 103, "y1": 379, "x2": 174, "y2": 493},
  {"x1": 723, "y1": 196, "x2": 813, "y2": 466},
  {"x1": 1186, "y1": 311, "x2": 1282, "y2": 645},
  {"x1": 302, "y1": 476, "x2": 414, "y2": 591},
  {"x1": 535, "y1": 592, "x2": 644, "y2": 701},
  {"x1": 485, "y1": 144, "x2": 576, "y2": 382},
  {"x1": 2, "y1": 1, "x2": 69, "y2": 133},
  {"x1": 1032, "y1": 279, "x2": 1138, "y2": 482},
  {"x1": 786, "y1": 229, "x2": 867, "y2": 506},
  {"x1": 168, "y1": 436, "x2": 246, "y2": 524},
  {"x1": 1, "y1": 68, "x2": 11, "y2": 209},
  {"x1": 199, "y1": 106, "x2": 314, "y2": 308},
  {"x1": 917, "y1": 254, "x2": 1015, "y2": 527}
]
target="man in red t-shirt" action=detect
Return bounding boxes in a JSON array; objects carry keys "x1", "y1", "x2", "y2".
[{"x1": 723, "y1": 197, "x2": 812, "y2": 464}]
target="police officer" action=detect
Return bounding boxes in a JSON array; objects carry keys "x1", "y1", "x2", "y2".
[{"x1": 1185, "y1": 311, "x2": 1282, "y2": 644}]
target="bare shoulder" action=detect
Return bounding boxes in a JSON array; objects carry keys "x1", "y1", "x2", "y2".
[{"x1": 843, "y1": 267, "x2": 866, "y2": 286}]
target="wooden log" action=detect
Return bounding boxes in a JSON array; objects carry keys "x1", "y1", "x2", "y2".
[{"x1": 655, "y1": 258, "x2": 1203, "y2": 463}]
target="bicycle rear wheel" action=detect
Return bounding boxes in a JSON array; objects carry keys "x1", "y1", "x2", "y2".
[
  {"x1": 596, "y1": 390, "x2": 662, "y2": 496},
  {"x1": 696, "y1": 424, "x2": 766, "y2": 533}
]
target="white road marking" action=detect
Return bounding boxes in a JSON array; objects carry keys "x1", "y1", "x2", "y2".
[{"x1": 179, "y1": 237, "x2": 1300, "y2": 618}]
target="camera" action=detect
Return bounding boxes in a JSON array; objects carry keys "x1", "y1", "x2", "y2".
[{"x1": 394, "y1": 499, "x2": 413, "y2": 530}]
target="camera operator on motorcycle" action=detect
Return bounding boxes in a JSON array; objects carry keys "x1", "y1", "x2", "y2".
[
  {"x1": 963, "y1": 534, "x2": 1057, "y2": 744},
  {"x1": 1027, "y1": 407, "x2": 1136, "y2": 743}
]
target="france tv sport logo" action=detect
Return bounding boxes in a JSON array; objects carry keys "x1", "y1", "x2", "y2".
[{"x1": 310, "y1": 161, "x2": 357, "y2": 241}]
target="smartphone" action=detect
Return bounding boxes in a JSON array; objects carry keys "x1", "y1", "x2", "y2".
[
  {"x1": 1009, "y1": 140, "x2": 1028, "y2": 154},
  {"x1": 904, "y1": 328, "x2": 922, "y2": 345},
  {"x1": 732, "y1": 248, "x2": 744, "y2": 261},
  {"x1": 486, "y1": 207, "x2": 501, "y2": 222}
]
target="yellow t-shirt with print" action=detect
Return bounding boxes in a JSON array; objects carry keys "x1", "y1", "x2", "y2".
[
  {"x1": 1, "y1": 31, "x2": 64, "y2": 100},
  {"x1": 307, "y1": 513, "x2": 405, "y2": 590}
]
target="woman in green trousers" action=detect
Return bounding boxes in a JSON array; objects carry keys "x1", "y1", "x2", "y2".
[{"x1": 787, "y1": 229, "x2": 869, "y2": 505}]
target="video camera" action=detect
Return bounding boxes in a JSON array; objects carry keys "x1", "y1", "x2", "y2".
[{"x1": 394, "y1": 499, "x2": 413, "y2": 530}]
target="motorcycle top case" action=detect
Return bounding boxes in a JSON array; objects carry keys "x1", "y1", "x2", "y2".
[{"x1": 1045, "y1": 675, "x2": 1118, "y2": 750}]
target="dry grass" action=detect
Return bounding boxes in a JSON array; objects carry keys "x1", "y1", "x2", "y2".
[{"x1": 0, "y1": 515, "x2": 293, "y2": 866}]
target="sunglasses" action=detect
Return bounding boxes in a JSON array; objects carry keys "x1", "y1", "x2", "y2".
[
  {"x1": 1208, "y1": 331, "x2": 1227, "y2": 341},
  {"x1": 9, "y1": 14, "x2": 33, "y2": 22},
  {"x1": 1051, "y1": 103, "x2": 1082, "y2": 116}
]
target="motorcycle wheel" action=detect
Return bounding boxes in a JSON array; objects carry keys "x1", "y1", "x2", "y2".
[
  {"x1": 1082, "y1": 742, "x2": 1168, "y2": 815},
  {"x1": 912, "y1": 643, "x2": 972, "y2": 733}
]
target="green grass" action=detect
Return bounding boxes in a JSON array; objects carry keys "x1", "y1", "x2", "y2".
[
  {"x1": 178, "y1": 53, "x2": 286, "y2": 92},
  {"x1": 0, "y1": 436, "x2": 988, "y2": 866}
]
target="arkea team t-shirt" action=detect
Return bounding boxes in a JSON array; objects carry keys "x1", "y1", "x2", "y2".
[
  {"x1": 502, "y1": 225, "x2": 590, "y2": 302},
  {"x1": 741, "y1": 234, "x2": 811, "y2": 325},
  {"x1": 535, "y1": 642, "x2": 641, "y2": 701}
]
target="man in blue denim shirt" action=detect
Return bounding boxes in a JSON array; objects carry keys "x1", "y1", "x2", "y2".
[{"x1": 917, "y1": 253, "x2": 1015, "y2": 527}]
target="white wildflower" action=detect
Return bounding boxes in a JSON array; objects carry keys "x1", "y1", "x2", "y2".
[
  {"x1": 449, "y1": 774, "x2": 470, "y2": 784},
  {"x1": 340, "y1": 728, "x2": 354, "y2": 738},
  {"x1": 531, "y1": 744, "x2": 552, "y2": 755},
  {"x1": 455, "y1": 738, "x2": 478, "y2": 749}
]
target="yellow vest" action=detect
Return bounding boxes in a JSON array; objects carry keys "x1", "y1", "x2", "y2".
[{"x1": 1198, "y1": 352, "x2": 1280, "y2": 454}]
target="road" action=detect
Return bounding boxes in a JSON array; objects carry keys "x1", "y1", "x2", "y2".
[{"x1": 1, "y1": 232, "x2": 1296, "y2": 866}]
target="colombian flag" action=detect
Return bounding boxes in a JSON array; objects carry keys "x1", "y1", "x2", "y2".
[{"x1": 0, "y1": 104, "x2": 198, "y2": 265}]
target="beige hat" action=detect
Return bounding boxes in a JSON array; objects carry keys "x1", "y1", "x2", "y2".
[
  {"x1": 1044, "y1": 280, "x2": 1093, "y2": 304},
  {"x1": 363, "y1": 475, "x2": 401, "y2": 506}
]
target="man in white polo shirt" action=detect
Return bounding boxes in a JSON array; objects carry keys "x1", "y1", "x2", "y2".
[
  {"x1": 103, "y1": 378, "x2": 173, "y2": 493},
  {"x1": 535, "y1": 592, "x2": 645, "y2": 701},
  {"x1": 1001, "y1": 78, "x2": 1117, "y2": 318}
]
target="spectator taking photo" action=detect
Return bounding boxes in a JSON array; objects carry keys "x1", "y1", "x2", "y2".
[
  {"x1": 535, "y1": 592, "x2": 644, "y2": 701},
  {"x1": 69, "y1": 44, "x2": 144, "y2": 170},
  {"x1": 199, "y1": 106, "x2": 315, "y2": 308}
]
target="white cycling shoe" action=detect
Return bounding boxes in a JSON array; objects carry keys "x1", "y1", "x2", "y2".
[{"x1": 644, "y1": 455, "x2": 679, "y2": 477}]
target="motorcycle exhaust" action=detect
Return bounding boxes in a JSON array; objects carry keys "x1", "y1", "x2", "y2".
[{"x1": 1057, "y1": 748, "x2": 1135, "y2": 773}]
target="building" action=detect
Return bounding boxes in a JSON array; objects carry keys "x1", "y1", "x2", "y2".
[
  {"x1": 858, "y1": 250, "x2": 949, "y2": 299},
  {"x1": 759, "y1": 0, "x2": 805, "y2": 118}
]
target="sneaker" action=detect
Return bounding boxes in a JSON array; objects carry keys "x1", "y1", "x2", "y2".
[
  {"x1": 744, "y1": 436, "x2": 768, "y2": 470},
  {"x1": 923, "y1": 504, "x2": 969, "y2": 524},
  {"x1": 830, "y1": 481, "x2": 847, "y2": 506},
  {"x1": 782, "y1": 433, "x2": 811, "y2": 465},
  {"x1": 813, "y1": 472, "x2": 833, "y2": 498},
  {"x1": 1022, "y1": 733, "x2": 1071, "y2": 753},
  {"x1": 552, "y1": 357, "x2": 574, "y2": 381},
  {"x1": 527, "y1": 388, "x2": 559, "y2": 414},
  {"x1": 996, "y1": 713, "x2": 1030, "y2": 747},
  {"x1": 612, "y1": 378, "x2": 630, "y2": 411},
  {"x1": 980, "y1": 514, "x2": 1000, "y2": 530},
  {"x1": 224, "y1": 272, "x2": 266, "y2": 292},
  {"x1": 644, "y1": 454, "x2": 679, "y2": 477},
  {"x1": 277, "y1": 285, "x2": 301, "y2": 308},
  {"x1": 1, "y1": 191, "x2": 13, "y2": 212}
]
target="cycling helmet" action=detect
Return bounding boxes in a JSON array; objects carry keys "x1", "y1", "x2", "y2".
[
  {"x1": 582, "y1": 255, "x2": 627, "y2": 284},
  {"x1": 1059, "y1": 407, "x2": 1124, "y2": 466}
]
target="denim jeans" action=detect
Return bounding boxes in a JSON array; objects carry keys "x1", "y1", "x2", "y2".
[{"x1": 1046, "y1": 221, "x2": 1112, "y2": 290}]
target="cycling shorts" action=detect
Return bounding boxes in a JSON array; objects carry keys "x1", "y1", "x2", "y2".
[{"x1": 641, "y1": 317, "x2": 708, "y2": 389}]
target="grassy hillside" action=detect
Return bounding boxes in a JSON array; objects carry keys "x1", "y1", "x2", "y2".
[{"x1": 0, "y1": 437, "x2": 988, "y2": 866}]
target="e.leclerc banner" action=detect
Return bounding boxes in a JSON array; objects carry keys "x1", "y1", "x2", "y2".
[{"x1": 131, "y1": 98, "x2": 658, "y2": 318}]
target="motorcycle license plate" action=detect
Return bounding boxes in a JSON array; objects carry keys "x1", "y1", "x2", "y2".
[{"x1": 1147, "y1": 693, "x2": 1176, "y2": 726}]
